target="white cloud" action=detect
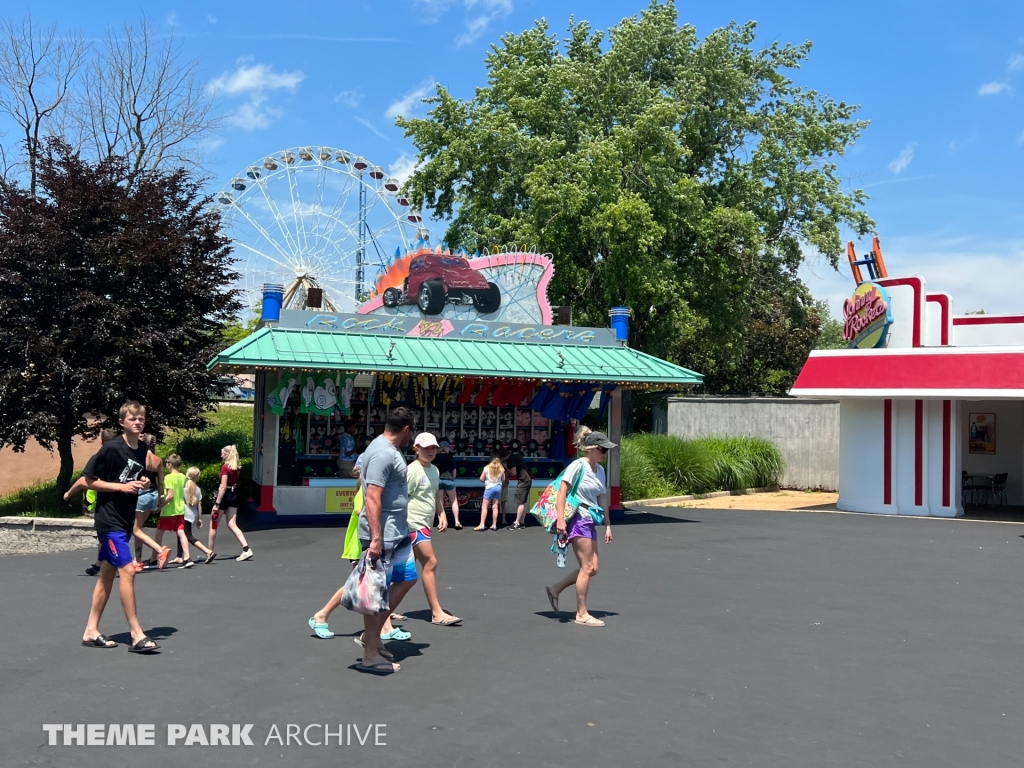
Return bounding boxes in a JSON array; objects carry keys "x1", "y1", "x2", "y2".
[
  {"x1": 1009, "y1": 54, "x2": 1024, "y2": 72},
  {"x1": 457, "y1": 0, "x2": 513, "y2": 46},
  {"x1": 209, "y1": 62, "x2": 306, "y2": 131},
  {"x1": 166, "y1": 13, "x2": 177, "y2": 27},
  {"x1": 385, "y1": 79, "x2": 434, "y2": 120},
  {"x1": 1017, "y1": 130, "x2": 1024, "y2": 146},
  {"x1": 355, "y1": 116, "x2": 388, "y2": 140},
  {"x1": 978, "y1": 80, "x2": 1010, "y2": 96},
  {"x1": 207, "y1": 14, "x2": 217, "y2": 24},
  {"x1": 948, "y1": 140, "x2": 958, "y2": 153},
  {"x1": 334, "y1": 89, "x2": 363, "y2": 108},
  {"x1": 888, "y1": 142, "x2": 916, "y2": 175},
  {"x1": 389, "y1": 153, "x2": 418, "y2": 183},
  {"x1": 413, "y1": 0, "x2": 513, "y2": 45},
  {"x1": 209, "y1": 63, "x2": 306, "y2": 95}
]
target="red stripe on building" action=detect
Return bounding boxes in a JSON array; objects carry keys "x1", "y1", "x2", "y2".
[
  {"x1": 878, "y1": 276, "x2": 923, "y2": 347},
  {"x1": 926, "y1": 294, "x2": 951, "y2": 345},
  {"x1": 953, "y1": 316, "x2": 1024, "y2": 326},
  {"x1": 884, "y1": 399, "x2": 892, "y2": 506},
  {"x1": 791, "y1": 351, "x2": 1024, "y2": 393},
  {"x1": 915, "y1": 400, "x2": 923, "y2": 507},
  {"x1": 942, "y1": 400, "x2": 951, "y2": 507}
]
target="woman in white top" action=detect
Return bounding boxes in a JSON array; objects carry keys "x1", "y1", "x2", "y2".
[{"x1": 545, "y1": 427, "x2": 615, "y2": 627}]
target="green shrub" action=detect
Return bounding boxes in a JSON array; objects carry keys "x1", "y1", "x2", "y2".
[
  {"x1": 0, "y1": 479, "x2": 84, "y2": 518},
  {"x1": 161, "y1": 405, "x2": 253, "y2": 463},
  {"x1": 619, "y1": 438, "x2": 676, "y2": 501},
  {"x1": 621, "y1": 433, "x2": 784, "y2": 500}
]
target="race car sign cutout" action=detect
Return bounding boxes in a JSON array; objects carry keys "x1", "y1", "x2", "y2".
[{"x1": 357, "y1": 241, "x2": 555, "y2": 325}]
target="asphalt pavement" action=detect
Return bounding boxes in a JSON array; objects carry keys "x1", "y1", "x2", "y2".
[{"x1": 1, "y1": 507, "x2": 1023, "y2": 767}]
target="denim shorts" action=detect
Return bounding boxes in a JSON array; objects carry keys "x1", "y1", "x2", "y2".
[
  {"x1": 483, "y1": 485, "x2": 502, "y2": 501},
  {"x1": 438, "y1": 479, "x2": 456, "y2": 491},
  {"x1": 136, "y1": 490, "x2": 159, "y2": 513}
]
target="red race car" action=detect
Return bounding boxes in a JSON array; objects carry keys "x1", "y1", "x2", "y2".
[{"x1": 382, "y1": 254, "x2": 501, "y2": 315}]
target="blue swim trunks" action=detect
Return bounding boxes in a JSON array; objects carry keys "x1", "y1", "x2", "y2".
[
  {"x1": 359, "y1": 536, "x2": 418, "y2": 586},
  {"x1": 98, "y1": 531, "x2": 134, "y2": 569}
]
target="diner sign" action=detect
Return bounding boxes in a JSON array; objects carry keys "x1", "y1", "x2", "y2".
[
  {"x1": 843, "y1": 281, "x2": 893, "y2": 349},
  {"x1": 276, "y1": 309, "x2": 620, "y2": 347}
]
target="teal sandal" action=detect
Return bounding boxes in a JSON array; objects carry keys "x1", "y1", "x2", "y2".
[{"x1": 308, "y1": 617, "x2": 334, "y2": 639}]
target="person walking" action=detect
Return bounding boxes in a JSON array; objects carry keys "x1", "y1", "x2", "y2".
[
  {"x1": 434, "y1": 440, "x2": 462, "y2": 529},
  {"x1": 506, "y1": 443, "x2": 533, "y2": 530},
  {"x1": 153, "y1": 454, "x2": 191, "y2": 567},
  {"x1": 181, "y1": 467, "x2": 215, "y2": 566},
  {"x1": 80, "y1": 401, "x2": 160, "y2": 653},
  {"x1": 207, "y1": 445, "x2": 253, "y2": 561},
  {"x1": 64, "y1": 428, "x2": 118, "y2": 576},
  {"x1": 544, "y1": 427, "x2": 615, "y2": 627},
  {"x1": 406, "y1": 433, "x2": 461, "y2": 626},
  {"x1": 135, "y1": 434, "x2": 171, "y2": 570},
  {"x1": 474, "y1": 452, "x2": 505, "y2": 531},
  {"x1": 356, "y1": 407, "x2": 418, "y2": 674}
]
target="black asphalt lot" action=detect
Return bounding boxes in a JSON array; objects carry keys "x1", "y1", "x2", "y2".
[{"x1": 2, "y1": 507, "x2": 1023, "y2": 767}]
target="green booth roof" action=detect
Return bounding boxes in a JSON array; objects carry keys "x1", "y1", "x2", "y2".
[{"x1": 209, "y1": 327, "x2": 702, "y2": 386}]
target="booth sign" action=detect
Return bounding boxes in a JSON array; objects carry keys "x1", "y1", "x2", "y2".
[{"x1": 843, "y1": 282, "x2": 893, "y2": 349}]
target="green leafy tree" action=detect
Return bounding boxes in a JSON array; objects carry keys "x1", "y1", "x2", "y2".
[
  {"x1": 398, "y1": 0, "x2": 873, "y2": 388},
  {"x1": 0, "y1": 139, "x2": 240, "y2": 500},
  {"x1": 814, "y1": 300, "x2": 846, "y2": 350}
]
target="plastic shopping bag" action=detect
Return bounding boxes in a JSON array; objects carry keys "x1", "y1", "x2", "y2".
[{"x1": 340, "y1": 551, "x2": 389, "y2": 615}]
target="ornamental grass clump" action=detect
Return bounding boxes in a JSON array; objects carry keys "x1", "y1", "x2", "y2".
[{"x1": 621, "y1": 434, "x2": 784, "y2": 500}]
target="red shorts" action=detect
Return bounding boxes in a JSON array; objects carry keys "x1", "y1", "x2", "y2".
[{"x1": 157, "y1": 515, "x2": 185, "y2": 531}]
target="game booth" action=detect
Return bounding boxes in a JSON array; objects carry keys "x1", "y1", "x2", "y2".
[
  {"x1": 791, "y1": 238, "x2": 1024, "y2": 517},
  {"x1": 209, "y1": 242, "x2": 702, "y2": 523}
]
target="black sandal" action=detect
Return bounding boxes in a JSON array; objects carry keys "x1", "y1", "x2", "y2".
[
  {"x1": 81, "y1": 634, "x2": 116, "y2": 649},
  {"x1": 127, "y1": 636, "x2": 160, "y2": 653}
]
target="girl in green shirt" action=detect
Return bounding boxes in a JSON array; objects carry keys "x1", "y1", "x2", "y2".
[{"x1": 406, "y1": 433, "x2": 461, "y2": 626}]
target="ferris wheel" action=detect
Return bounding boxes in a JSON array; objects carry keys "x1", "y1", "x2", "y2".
[{"x1": 215, "y1": 147, "x2": 423, "y2": 315}]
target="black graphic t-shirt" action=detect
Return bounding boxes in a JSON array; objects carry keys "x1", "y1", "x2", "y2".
[{"x1": 83, "y1": 437, "x2": 150, "y2": 536}]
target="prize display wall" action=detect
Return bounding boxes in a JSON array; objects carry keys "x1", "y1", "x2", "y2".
[{"x1": 273, "y1": 373, "x2": 581, "y2": 512}]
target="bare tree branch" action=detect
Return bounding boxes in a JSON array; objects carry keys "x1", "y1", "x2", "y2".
[
  {"x1": 0, "y1": 15, "x2": 87, "y2": 196},
  {"x1": 67, "y1": 16, "x2": 222, "y2": 186}
]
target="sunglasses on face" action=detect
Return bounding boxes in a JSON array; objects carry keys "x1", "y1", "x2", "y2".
[{"x1": 593, "y1": 446, "x2": 608, "y2": 453}]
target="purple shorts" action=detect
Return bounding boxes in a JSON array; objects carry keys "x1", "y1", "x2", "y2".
[{"x1": 566, "y1": 512, "x2": 597, "y2": 542}]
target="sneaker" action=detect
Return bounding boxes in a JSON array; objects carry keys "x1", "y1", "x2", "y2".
[
  {"x1": 507, "y1": 522, "x2": 525, "y2": 530},
  {"x1": 85, "y1": 564, "x2": 100, "y2": 576},
  {"x1": 157, "y1": 546, "x2": 172, "y2": 570},
  {"x1": 236, "y1": 549, "x2": 253, "y2": 562},
  {"x1": 180, "y1": 559, "x2": 195, "y2": 569}
]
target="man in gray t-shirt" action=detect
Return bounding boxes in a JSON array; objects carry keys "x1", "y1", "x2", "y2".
[
  {"x1": 358, "y1": 434, "x2": 410, "y2": 541},
  {"x1": 354, "y1": 406, "x2": 417, "y2": 674}
]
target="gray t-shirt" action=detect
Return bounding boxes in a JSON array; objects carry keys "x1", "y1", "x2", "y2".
[{"x1": 357, "y1": 435, "x2": 409, "y2": 541}]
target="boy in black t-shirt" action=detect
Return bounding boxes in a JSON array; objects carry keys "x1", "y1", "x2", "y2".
[{"x1": 80, "y1": 401, "x2": 161, "y2": 653}]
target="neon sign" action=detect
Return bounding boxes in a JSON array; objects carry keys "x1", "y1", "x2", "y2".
[{"x1": 843, "y1": 282, "x2": 893, "y2": 349}]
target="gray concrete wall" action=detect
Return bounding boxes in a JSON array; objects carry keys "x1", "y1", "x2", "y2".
[{"x1": 666, "y1": 397, "x2": 840, "y2": 491}]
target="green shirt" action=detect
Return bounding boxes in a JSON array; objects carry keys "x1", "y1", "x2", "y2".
[
  {"x1": 405, "y1": 461, "x2": 439, "y2": 531},
  {"x1": 162, "y1": 472, "x2": 187, "y2": 517}
]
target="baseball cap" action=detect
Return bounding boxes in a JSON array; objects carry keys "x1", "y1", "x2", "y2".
[
  {"x1": 439, "y1": 439, "x2": 450, "y2": 448},
  {"x1": 583, "y1": 431, "x2": 617, "y2": 449},
  {"x1": 414, "y1": 433, "x2": 439, "y2": 448}
]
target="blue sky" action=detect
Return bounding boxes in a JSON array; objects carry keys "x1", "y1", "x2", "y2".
[{"x1": 9, "y1": 0, "x2": 1024, "y2": 317}]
